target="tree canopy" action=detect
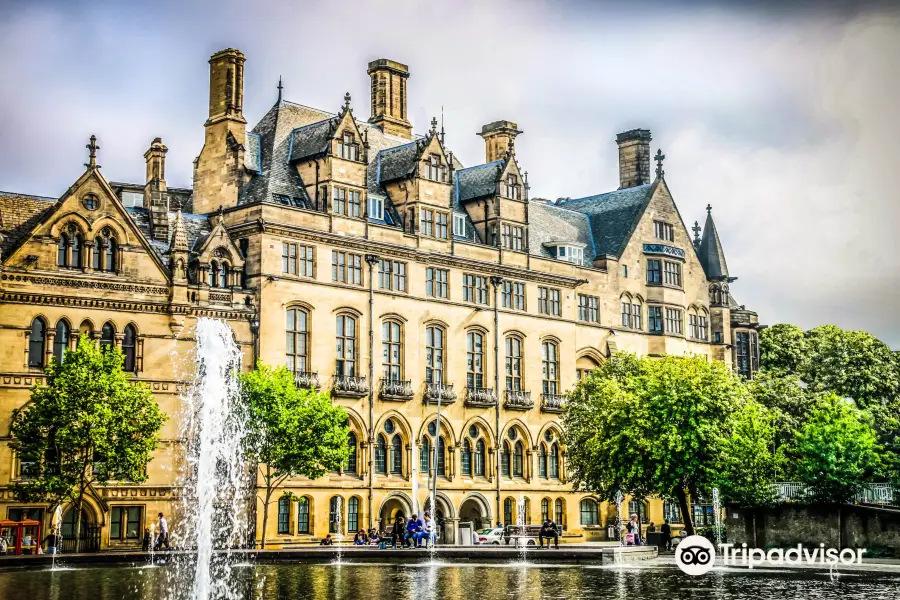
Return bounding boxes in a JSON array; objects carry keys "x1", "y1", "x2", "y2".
[{"x1": 10, "y1": 336, "x2": 166, "y2": 551}]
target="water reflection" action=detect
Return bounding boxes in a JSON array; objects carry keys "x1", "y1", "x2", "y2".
[{"x1": 0, "y1": 563, "x2": 898, "y2": 600}]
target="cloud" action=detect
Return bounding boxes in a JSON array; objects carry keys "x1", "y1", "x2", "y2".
[{"x1": 1, "y1": 0, "x2": 898, "y2": 345}]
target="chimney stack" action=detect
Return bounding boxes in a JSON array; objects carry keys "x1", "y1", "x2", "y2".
[
  {"x1": 478, "y1": 120, "x2": 522, "y2": 163},
  {"x1": 367, "y1": 59, "x2": 412, "y2": 139},
  {"x1": 616, "y1": 129, "x2": 652, "y2": 189},
  {"x1": 144, "y1": 137, "x2": 169, "y2": 242}
]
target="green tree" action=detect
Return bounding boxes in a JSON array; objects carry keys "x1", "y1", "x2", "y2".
[
  {"x1": 10, "y1": 336, "x2": 166, "y2": 552},
  {"x1": 240, "y1": 362, "x2": 349, "y2": 548},
  {"x1": 792, "y1": 393, "x2": 881, "y2": 504},
  {"x1": 759, "y1": 323, "x2": 808, "y2": 374},
  {"x1": 564, "y1": 353, "x2": 745, "y2": 535},
  {"x1": 714, "y1": 399, "x2": 778, "y2": 507}
]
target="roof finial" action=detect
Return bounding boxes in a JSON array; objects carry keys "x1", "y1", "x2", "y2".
[
  {"x1": 706, "y1": 204, "x2": 712, "y2": 214},
  {"x1": 343, "y1": 91, "x2": 351, "y2": 112},
  {"x1": 277, "y1": 76, "x2": 283, "y2": 104},
  {"x1": 430, "y1": 116, "x2": 438, "y2": 136},
  {"x1": 85, "y1": 135, "x2": 100, "y2": 169},
  {"x1": 440, "y1": 106, "x2": 445, "y2": 145},
  {"x1": 692, "y1": 220, "x2": 702, "y2": 242},
  {"x1": 654, "y1": 148, "x2": 665, "y2": 179}
]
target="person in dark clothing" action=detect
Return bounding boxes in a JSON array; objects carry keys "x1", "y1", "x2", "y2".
[
  {"x1": 661, "y1": 519, "x2": 672, "y2": 551},
  {"x1": 538, "y1": 520, "x2": 559, "y2": 549},
  {"x1": 391, "y1": 515, "x2": 406, "y2": 548},
  {"x1": 320, "y1": 534, "x2": 334, "y2": 546},
  {"x1": 405, "y1": 514, "x2": 423, "y2": 548},
  {"x1": 142, "y1": 528, "x2": 152, "y2": 552}
]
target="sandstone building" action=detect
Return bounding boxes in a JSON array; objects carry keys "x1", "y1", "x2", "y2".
[{"x1": 0, "y1": 48, "x2": 760, "y2": 550}]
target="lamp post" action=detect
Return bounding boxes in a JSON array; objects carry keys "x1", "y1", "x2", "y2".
[
  {"x1": 364, "y1": 253, "x2": 379, "y2": 529},
  {"x1": 490, "y1": 276, "x2": 503, "y2": 525}
]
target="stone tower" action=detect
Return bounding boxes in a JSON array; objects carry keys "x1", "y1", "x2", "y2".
[
  {"x1": 367, "y1": 59, "x2": 412, "y2": 139},
  {"x1": 616, "y1": 128, "x2": 652, "y2": 189}
]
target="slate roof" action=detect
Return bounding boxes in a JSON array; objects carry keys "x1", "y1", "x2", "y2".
[
  {"x1": 527, "y1": 202, "x2": 594, "y2": 265},
  {"x1": 376, "y1": 140, "x2": 423, "y2": 184},
  {"x1": 288, "y1": 118, "x2": 337, "y2": 163},
  {"x1": 0, "y1": 192, "x2": 55, "y2": 258},
  {"x1": 127, "y1": 207, "x2": 210, "y2": 263},
  {"x1": 697, "y1": 209, "x2": 729, "y2": 279},
  {"x1": 454, "y1": 161, "x2": 503, "y2": 203},
  {"x1": 556, "y1": 183, "x2": 655, "y2": 258},
  {"x1": 245, "y1": 132, "x2": 261, "y2": 173}
]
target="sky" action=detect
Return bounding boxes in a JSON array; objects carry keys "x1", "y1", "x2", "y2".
[{"x1": 1, "y1": 0, "x2": 899, "y2": 346}]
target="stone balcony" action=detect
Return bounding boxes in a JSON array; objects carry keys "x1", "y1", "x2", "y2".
[
  {"x1": 380, "y1": 378, "x2": 414, "y2": 401},
  {"x1": 331, "y1": 375, "x2": 368, "y2": 398},
  {"x1": 423, "y1": 382, "x2": 457, "y2": 405},
  {"x1": 293, "y1": 371, "x2": 320, "y2": 390},
  {"x1": 464, "y1": 387, "x2": 497, "y2": 408},
  {"x1": 540, "y1": 393, "x2": 568, "y2": 413},
  {"x1": 504, "y1": 389, "x2": 533, "y2": 410}
]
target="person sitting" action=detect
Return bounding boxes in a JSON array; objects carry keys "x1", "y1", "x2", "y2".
[
  {"x1": 367, "y1": 528, "x2": 380, "y2": 545},
  {"x1": 390, "y1": 515, "x2": 406, "y2": 548},
  {"x1": 538, "y1": 520, "x2": 559, "y2": 549},
  {"x1": 405, "y1": 514, "x2": 423, "y2": 548},
  {"x1": 417, "y1": 512, "x2": 434, "y2": 548},
  {"x1": 320, "y1": 534, "x2": 334, "y2": 546},
  {"x1": 353, "y1": 529, "x2": 367, "y2": 545}
]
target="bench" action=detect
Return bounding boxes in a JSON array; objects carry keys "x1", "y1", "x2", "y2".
[{"x1": 503, "y1": 525, "x2": 558, "y2": 546}]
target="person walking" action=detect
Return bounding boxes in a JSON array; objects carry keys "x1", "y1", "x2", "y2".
[
  {"x1": 626, "y1": 514, "x2": 641, "y2": 546},
  {"x1": 661, "y1": 519, "x2": 672, "y2": 552},
  {"x1": 156, "y1": 513, "x2": 170, "y2": 551}
]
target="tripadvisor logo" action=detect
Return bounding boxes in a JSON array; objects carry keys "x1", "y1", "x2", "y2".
[{"x1": 675, "y1": 536, "x2": 868, "y2": 576}]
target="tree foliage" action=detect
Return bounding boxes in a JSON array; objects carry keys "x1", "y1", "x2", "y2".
[
  {"x1": 564, "y1": 353, "x2": 746, "y2": 535},
  {"x1": 240, "y1": 362, "x2": 349, "y2": 547},
  {"x1": 714, "y1": 399, "x2": 778, "y2": 507},
  {"x1": 759, "y1": 323, "x2": 808, "y2": 375},
  {"x1": 791, "y1": 393, "x2": 882, "y2": 503},
  {"x1": 10, "y1": 336, "x2": 166, "y2": 551}
]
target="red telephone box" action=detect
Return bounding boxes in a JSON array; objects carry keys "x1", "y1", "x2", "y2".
[{"x1": 0, "y1": 519, "x2": 43, "y2": 555}]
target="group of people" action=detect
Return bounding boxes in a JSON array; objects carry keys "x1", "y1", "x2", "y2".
[
  {"x1": 352, "y1": 528, "x2": 384, "y2": 545},
  {"x1": 141, "y1": 512, "x2": 170, "y2": 552},
  {"x1": 624, "y1": 516, "x2": 674, "y2": 550},
  {"x1": 392, "y1": 512, "x2": 437, "y2": 548}
]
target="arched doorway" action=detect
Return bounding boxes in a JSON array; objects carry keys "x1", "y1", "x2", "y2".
[
  {"x1": 422, "y1": 493, "x2": 456, "y2": 544},
  {"x1": 378, "y1": 492, "x2": 412, "y2": 534},
  {"x1": 460, "y1": 495, "x2": 491, "y2": 531},
  {"x1": 60, "y1": 505, "x2": 100, "y2": 552}
]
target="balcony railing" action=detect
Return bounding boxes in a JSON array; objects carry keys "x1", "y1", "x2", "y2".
[
  {"x1": 465, "y1": 387, "x2": 497, "y2": 407},
  {"x1": 293, "y1": 371, "x2": 320, "y2": 390},
  {"x1": 540, "y1": 393, "x2": 568, "y2": 413},
  {"x1": 380, "y1": 378, "x2": 414, "y2": 401},
  {"x1": 504, "y1": 389, "x2": 533, "y2": 410},
  {"x1": 331, "y1": 375, "x2": 368, "y2": 397},
  {"x1": 424, "y1": 382, "x2": 457, "y2": 404}
]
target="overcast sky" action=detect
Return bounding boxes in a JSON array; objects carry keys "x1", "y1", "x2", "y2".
[{"x1": 1, "y1": 0, "x2": 898, "y2": 346}]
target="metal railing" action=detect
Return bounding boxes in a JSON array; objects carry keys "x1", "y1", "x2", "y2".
[
  {"x1": 424, "y1": 382, "x2": 457, "y2": 404},
  {"x1": 504, "y1": 389, "x2": 533, "y2": 410},
  {"x1": 772, "y1": 482, "x2": 897, "y2": 506},
  {"x1": 331, "y1": 375, "x2": 368, "y2": 396},
  {"x1": 465, "y1": 387, "x2": 497, "y2": 407},
  {"x1": 293, "y1": 371, "x2": 320, "y2": 390},
  {"x1": 540, "y1": 393, "x2": 568, "y2": 413},
  {"x1": 380, "y1": 378, "x2": 414, "y2": 400}
]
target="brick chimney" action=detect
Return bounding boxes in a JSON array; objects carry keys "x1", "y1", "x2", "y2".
[
  {"x1": 367, "y1": 59, "x2": 412, "y2": 139},
  {"x1": 144, "y1": 137, "x2": 169, "y2": 242},
  {"x1": 616, "y1": 128, "x2": 652, "y2": 189},
  {"x1": 478, "y1": 120, "x2": 522, "y2": 163}
]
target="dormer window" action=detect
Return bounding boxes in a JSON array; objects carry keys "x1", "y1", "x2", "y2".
[
  {"x1": 453, "y1": 213, "x2": 466, "y2": 237},
  {"x1": 653, "y1": 220, "x2": 674, "y2": 242},
  {"x1": 503, "y1": 174, "x2": 521, "y2": 200},
  {"x1": 556, "y1": 245, "x2": 583, "y2": 265},
  {"x1": 424, "y1": 154, "x2": 445, "y2": 182},
  {"x1": 368, "y1": 196, "x2": 384, "y2": 220},
  {"x1": 337, "y1": 132, "x2": 359, "y2": 161}
]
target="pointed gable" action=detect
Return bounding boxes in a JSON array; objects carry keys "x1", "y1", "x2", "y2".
[
  {"x1": 454, "y1": 161, "x2": 503, "y2": 202},
  {"x1": 193, "y1": 218, "x2": 244, "y2": 269},
  {"x1": 698, "y1": 207, "x2": 730, "y2": 280}
]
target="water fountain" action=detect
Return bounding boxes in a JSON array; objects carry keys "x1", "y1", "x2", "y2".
[
  {"x1": 332, "y1": 496, "x2": 344, "y2": 565},
  {"x1": 50, "y1": 505, "x2": 62, "y2": 570},
  {"x1": 148, "y1": 522, "x2": 156, "y2": 567},
  {"x1": 169, "y1": 318, "x2": 250, "y2": 600},
  {"x1": 614, "y1": 491, "x2": 624, "y2": 545},
  {"x1": 712, "y1": 487, "x2": 723, "y2": 551},
  {"x1": 516, "y1": 495, "x2": 529, "y2": 565}
]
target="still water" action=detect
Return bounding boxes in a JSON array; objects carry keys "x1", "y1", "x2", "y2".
[{"x1": 1, "y1": 563, "x2": 899, "y2": 600}]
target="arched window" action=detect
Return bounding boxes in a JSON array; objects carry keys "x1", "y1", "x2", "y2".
[
  {"x1": 541, "y1": 498, "x2": 550, "y2": 522},
  {"x1": 297, "y1": 497, "x2": 310, "y2": 534},
  {"x1": 538, "y1": 444, "x2": 547, "y2": 478},
  {"x1": 122, "y1": 325, "x2": 137, "y2": 373},
  {"x1": 628, "y1": 499, "x2": 648, "y2": 523},
  {"x1": 105, "y1": 238, "x2": 117, "y2": 272},
  {"x1": 437, "y1": 436, "x2": 446, "y2": 476},
  {"x1": 475, "y1": 439, "x2": 486, "y2": 477},
  {"x1": 505, "y1": 336, "x2": 523, "y2": 391},
  {"x1": 523, "y1": 498, "x2": 531, "y2": 525},
  {"x1": 663, "y1": 500, "x2": 683, "y2": 524},
  {"x1": 554, "y1": 498, "x2": 564, "y2": 528},
  {"x1": 541, "y1": 341, "x2": 559, "y2": 395},
  {"x1": 425, "y1": 325, "x2": 444, "y2": 384},
  {"x1": 218, "y1": 262, "x2": 228, "y2": 288},
  {"x1": 57, "y1": 233, "x2": 69, "y2": 266},
  {"x1": 335, "y1": 315, "x2": 357, "y2": 377},
  {"x1": 348, "y1": 497, "x2": 359, "y2": 532},
  {"x1": 504, "y1": 498, "x2": 513, "y2": 526},
  {"x1": 28, "y1": 318, "x2": 46, "y2": 368},
  {"x1": 208, "y1": 261, "x2": 217, "y2": 287},
  {"x1": 286, "y1": 308, "x2": 309, "y2": 374},
  {"x1": 420, "y1": 436, "x2": 431, "y2": 474},
  {"x1": 576, "y1": 355, "x2": 600, "y2": 381},
  {"x1": 277, "y1": 497, "x2": 291, "y2": 534},
  {"x1": 100, "y1": 322, "x2": 115, "y2": 352},
  {"x1": 375, "y1": 434, "x2": 387, "y2": 474},
  {"x1": 550, "y1": 443, "x2": 560, "y2": 479},
  {"x1": 466, "y1": 331, "x2": 484, "y2": 389},
  {"x1": 53, "y1": 320, "x2": 69, "y2": 364},
  {"x1": 72, "y1": 234, "x2": 83, "y2": 269},
  {"x1": 345, "y1": 432, "x2": 358, "y2": 474},
  {"x1": 580, "y1": 499, "x2": 599, "y2": 525},
  {"x1": 390, "y1": 434, "x2": 403, "y2": 474},
  {"x1": 92, "y1": 237, "x2": 102, "y2": 270},
  {"x1": 329, "y1": 496, "x2": 342, "y2": 534},
  {"x1": 382, "y1": 321, "x2": 402, "y2": 381},
  {"x1": 461, "y1": 439, "x2": 472, "y2": 476},
  {"x1": 501, "y1": 441, "x2": 511, "y2": 477},
  {"x1": 513, "y1": 441, "x2": 524, "y2": 478}
]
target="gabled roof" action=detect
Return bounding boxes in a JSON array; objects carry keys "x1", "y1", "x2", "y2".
[
  {"x1": 698, "y1": 208, "x2": 730, "y2": 279},
  {"x1": 527, "y1": 202, "x2": 594, "y2": 265},
  {"x1": 454, "y1": 160, "x2": 503, "y2": 203},
  {"x1": 376, "y1": 140, "x2": 423, "y2": 184},
  {"x1": 0, "y1": 192, "x2": 55, "y2": 258},
  {"x1": 556, "y1": 182, "x2": 655, "y2": 258},
  {"x1": 288, "y1": 117, "x2": 337, "y2": 163},
  {"x1": 127, "y1": 208, "x2": 210, "y2": 264}
]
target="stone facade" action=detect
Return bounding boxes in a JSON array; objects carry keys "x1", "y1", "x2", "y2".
[{"x1": 0, "y1": 48, "x2": 760, "y2": 550}]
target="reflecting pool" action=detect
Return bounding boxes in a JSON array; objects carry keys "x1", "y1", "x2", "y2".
[{"x1": 1, "y1": 563, "x2": 899, "y2": 600}]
